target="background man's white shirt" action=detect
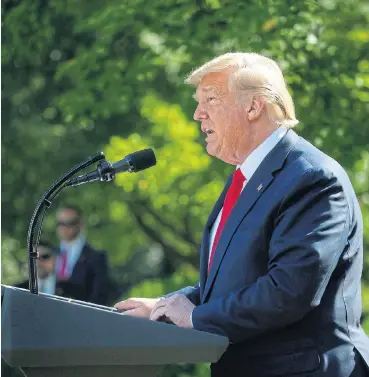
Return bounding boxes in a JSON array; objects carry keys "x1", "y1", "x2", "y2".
[
  {"x1": 38, "y1": 273, "x2": 56, "y2": 295},
  {"x1": 56, "y1": 233, "x2": 86, "y2": 278}
]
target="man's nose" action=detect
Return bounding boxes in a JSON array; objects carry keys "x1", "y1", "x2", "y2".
[{"x1": 194, "y1": 104, "x2": 209, "y2": 121}]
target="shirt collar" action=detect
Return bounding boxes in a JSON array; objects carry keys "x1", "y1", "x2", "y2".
[
  {"x1": 238, "y1": 127, "x2": 288, "y2": 181},
  {"x1": 61, "y1": 232, "x2": 86, "y2": 251}
]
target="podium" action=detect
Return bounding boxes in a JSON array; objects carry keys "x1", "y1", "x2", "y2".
[{"x1": 1, "y1": 285, "x2": 228, "y2": 377}]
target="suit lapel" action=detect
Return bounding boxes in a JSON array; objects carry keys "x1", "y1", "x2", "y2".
[
  {"x1": 202, "y1": 129, "x2": 300, "y2": 302},
  {"x1": 68, "y1": 243, "x2": 88, "y2": 283}
]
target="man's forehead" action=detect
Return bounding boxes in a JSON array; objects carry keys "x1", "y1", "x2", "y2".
[
  {"x1": 194, "y1": 70, "x2": 230, "y2": 95},
  {"x1": 57, "y1": 209, "x2": 78, "y2": 218}
]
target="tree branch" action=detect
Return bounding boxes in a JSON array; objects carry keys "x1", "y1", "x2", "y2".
[
  {"x1": 136, "y1": 198, "x2": 199, "y2": 248},
  {"x1": 129, "y1": 203, "x2": 198, "y2": 267}
]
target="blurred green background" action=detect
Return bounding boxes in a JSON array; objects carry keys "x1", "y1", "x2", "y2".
[{"x1": 2, "y1": 0, "x2": 369, "y2": 376}]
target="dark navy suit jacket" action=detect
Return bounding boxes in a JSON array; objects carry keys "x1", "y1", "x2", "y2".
[
  {"x1": 173, "y1": 130, "x2": 369, "y2": 377},
  {"x1": 65, "y1": 243, "x2": 110, "y2": 305}
]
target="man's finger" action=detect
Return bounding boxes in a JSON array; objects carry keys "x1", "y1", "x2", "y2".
[
  {"x1": 150, "y1": 305, "x2": 167, "y2": 321},
  {"x1": 121, "y1": 307, "x2": 147, "y2": 318},
  {"x1": 151, "y1": 298, "x2": 167, "y2": 313},
  {"x1": 114, "y1": 298, "x2": 142, "y2": 310},
  {"x1": 150, "y1": 299, "x2": 167, "y2": 319}
]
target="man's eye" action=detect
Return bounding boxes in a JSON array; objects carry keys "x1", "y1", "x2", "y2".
[{"x1": 207, "y1": 96, "x2": 216, "y2": 102}]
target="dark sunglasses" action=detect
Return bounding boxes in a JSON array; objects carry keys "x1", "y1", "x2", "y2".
[
  {"x1": 56, "y1": 219, "x2": 79, "y2": 227},
  {"x1": 38, "y1": 254, "x2": 52, "y2": 261}
]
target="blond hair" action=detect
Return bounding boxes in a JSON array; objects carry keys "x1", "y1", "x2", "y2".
[{"x1": 185, "y1": 52, "x2": 298, "y2": 128}]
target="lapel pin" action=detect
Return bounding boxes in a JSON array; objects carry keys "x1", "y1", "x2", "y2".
[{"x1": 257, "y1": 184, "x2": 263, "y2": 192}]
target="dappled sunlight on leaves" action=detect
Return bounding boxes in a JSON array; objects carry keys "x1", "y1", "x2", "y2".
[
  {"x1": 105, "y1": 94, "x2": 211, "y2": 200},
  {"x1": 126, "y1": 263, "x2": 199, "y2": 299}
]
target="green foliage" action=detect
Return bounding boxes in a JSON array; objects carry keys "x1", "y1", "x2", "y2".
[{"x1": 2, "y1": 1, "x2": 369, "y2": 375}]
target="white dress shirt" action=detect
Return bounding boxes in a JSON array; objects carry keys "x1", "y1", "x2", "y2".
[
  {"x1": 38, "y1": 273, "x2": 56, "y2": 295},
  {"x1": 208, "y1": 127, "x2": 288, "y2": 257},
  {"x1": 56, "y1": 233, "x2": 86, "y2": 278}
]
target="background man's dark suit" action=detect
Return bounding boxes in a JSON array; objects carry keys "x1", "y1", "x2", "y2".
[
  {"x1": 175, "y1": 130, "x2": 369, "y2": 377},
  {"x1": 55, "y1": 204, "x2": 115, "y2": 306},
  {"x1": 14, "y1": 279, "x2": 85, "y2": 300},
  {"x1": 63, "y1": 243, "x2": 110, "y2": 305},
  {"x1": 15, "y1": 243, "x2": 110, "y2": 304}
]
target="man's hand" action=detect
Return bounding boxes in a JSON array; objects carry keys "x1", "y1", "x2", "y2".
[
  {"x1": 150, "y1": 294, "x2": 195, "y2": 328},
  {"x1": 114, "y1": 298, "x2": 160, "y2": 319}
]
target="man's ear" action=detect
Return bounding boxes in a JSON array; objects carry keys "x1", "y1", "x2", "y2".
[{"x1": 247, "y1": 97, "x2": 265, "y2": 121}]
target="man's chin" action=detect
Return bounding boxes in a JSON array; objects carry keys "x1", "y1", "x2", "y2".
[
  {"x1": 206, "y1": 142, "x2": 218, "y2": 156},
  {"x1": 206, "y1": 144, "x2": 237, "y2": 165},
  {"x1": 206, "y1": 143, "x2": 227, "y2": 163}
]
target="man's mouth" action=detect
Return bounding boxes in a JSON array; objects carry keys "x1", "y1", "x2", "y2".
[{"x1": 204, "y1": 128, "x2": 214, "y2": 135}]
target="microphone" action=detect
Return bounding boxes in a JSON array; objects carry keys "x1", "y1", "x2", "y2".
[{"x1": 66, "y1": 148, "x2": 156, "y2": 187}]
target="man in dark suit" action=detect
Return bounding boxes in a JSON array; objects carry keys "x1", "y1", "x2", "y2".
[
  {"x1": 15, "y1": 240, "x2": 85, "y2": 300},
  {"x1": 115, "y1": 53, "x2": 369, "y2": 376},
  {"x1": 56, "y1": 204, "x2": 110, "y2": 305}
]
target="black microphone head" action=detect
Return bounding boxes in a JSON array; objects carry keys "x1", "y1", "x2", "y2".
[{"x1": 128, "y1": 148, "x2": 156, "y2": 172}]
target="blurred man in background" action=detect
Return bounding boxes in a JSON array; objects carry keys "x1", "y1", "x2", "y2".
[
  {"x1": 16, "y1": 240, "x2": 57, "y2": 294},
  {"x1": 55, "y1": 204, "x2": 110, "y2": 305},
  {"x1": 15, "y1": 240, "x2": 84, "y2": 299},
  {"x1": 34, "y1": 240, "x2": 56, "y2": 295}
]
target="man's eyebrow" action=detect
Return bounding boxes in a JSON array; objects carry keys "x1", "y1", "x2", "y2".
[
  {"x1": 200, "y1": 86, "x2": 217, "y2": 93},
  {"x1": 192, "y1": 86, "x2": 217, "y2": 101}
]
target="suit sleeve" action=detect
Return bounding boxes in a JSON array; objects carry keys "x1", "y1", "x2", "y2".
[
  {"x1": 192, "y1": 168, "x2": 350, "y2": 343},
  {"x1": 164, "y1": 283, "x2": 201, "y2": 306},
  {"x1": 88, "y1": 251, "x2": 110, "y2": 305}
]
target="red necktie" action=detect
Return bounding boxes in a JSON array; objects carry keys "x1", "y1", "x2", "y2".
[
  {"x1": 208, "y1": 168, "x2": 246, "y2": 271},
  {"x1": 58, "y1": 250, "x2": 68, "y2": 280}
]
